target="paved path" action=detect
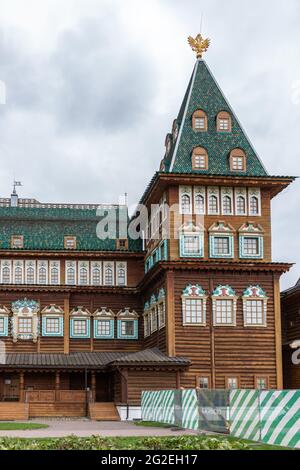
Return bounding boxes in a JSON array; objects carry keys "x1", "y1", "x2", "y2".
[{"x1": 0, "y1": 419, "x2": 197, "y2": 438}]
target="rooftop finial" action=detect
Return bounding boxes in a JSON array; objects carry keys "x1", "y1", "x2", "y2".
[{"x1": 188, "y1": 34, "x2": 210, "y2": 59}]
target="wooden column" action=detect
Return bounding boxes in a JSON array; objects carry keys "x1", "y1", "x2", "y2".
[
  {"x1": 120, "y1": 369, "x2": 128, "y2": 403},
  {"x1": 274, "y1": 274, "x2": 283, "y2": 389},
  {"x1": 176, "y1": 370, "x2": 181, "y2": 389},
  {"x1": 55, "y1": 371, "x2": 60, "y2": 401},
  {"x1": 209, "y1": 277, "x2": 216, "y2": 389},
  {"x1": 91, "y1": 372, "x2": 96, "y2": 402},
  {"x1": 19, "y1": 372, "x2": 25, "y2": 402},
  {"x1": 166, "y1": 270, "x2": 176, "y2": 357},
  {"x1": 64, "y1": 296, "x2": 70, "y2": 355}
]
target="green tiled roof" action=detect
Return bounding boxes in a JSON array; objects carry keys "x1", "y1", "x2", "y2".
[
  {"x1": 163, "y1": 60, "x2": 268, "y2": 176},
  {"x1": 0, "y1": 206, "x2": 142, "y2": 252}
]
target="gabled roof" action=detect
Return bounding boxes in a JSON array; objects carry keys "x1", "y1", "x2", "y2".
[{"x1": 162, "y1": 59, "x2": 268, "y2": 177}]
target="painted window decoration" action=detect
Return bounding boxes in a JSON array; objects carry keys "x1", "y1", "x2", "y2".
[
  {"x1": 209, "y1": 222, "x2": 234, "y2": 259},
  {"x1": 239, "y1": 223, "x2": 264, "y2": 259},
  {"x1": 93, "y1": 308, "x2": 114, "y2": 339},
  {"x1": 104, "y1": 262, "x2": 115, "y2": 286},
  {"x1": 179, "y1": 222, "x2": 204, "y2": 258},
  {"x1": 212, "y1": 285, "x2": 237, "y2": 326},
  {"x1": 117, "y1": 308, "x2": 138, "y2": 340},
  {"x1": 78, "y1": 261, "x2": 89, "y2": 286},
  {"x1": 91, "y1": 262, "x2": 102, "y2": 286},
  {"x1": 0, "y1": 305, "x2": 9, "y2": 337},
  {"x1": 70, "y1": 307, "x2": 91, "y2": 339},
  {"x1": 182, "y1": 284, "x2": 207, "y2": 326},
  {"x1": 66, "y1": 261, "x2": 76, "y2": 285},
  {"x1": 248, "y1": 188, "x2": 261, "y2": 216},
  {"x1": 13, "y1": 260, "x2": 24, "y2": 285},
  {"x1": 37, "y1": 260, "x2": 48, "y2": 285},
  {"x1": 150, "y1": 294, "x2": 158, "y2": 332},
  {"x1": 242, "y1": 286, "x2": 268, "y2": 327},
  {"x1": 157, "y1": 288, "x2": 166, "y2": 329},
  {"x1": 143, "y1": 302, "x2": 150, "y2": 338},
  {"x1": 41, "y1": 305, "x2": 64, "y2": 337},
  {"x1": 11, "y1": 299, "x2": 40, "y2": 343},
  {"x1": 116, "y1": 262, "x2": 127, "y2": 287},
  {"x1": 25, "y1": 260, "x2": 36, "y2": 284},
  {"x1": 49, "y1": 261, "x2": 60, "y2": 285}
]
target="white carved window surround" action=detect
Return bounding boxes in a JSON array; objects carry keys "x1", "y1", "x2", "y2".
[
  {"x1": 182, "y1": 284, "x2": 207, "y2": 326},
  {"x1": 242, "y1": 286, "x2": 268, "y2": 327},
  {"x1": 11, "y1": 299, "x2": 40, "y2": 343},
  {"x1": 212, "y1": 285, "x2": 237, "y2": 326}
]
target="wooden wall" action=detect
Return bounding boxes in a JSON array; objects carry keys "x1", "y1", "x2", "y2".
[
  {"x1": 281, "y1": 290, "x2": 300, "y2": 389},
  {"x1": 170, "y1": 269, "x2": 278, "y2": 389},
  {"x1": 126, "y1": 369, "x2": 177, "y2": 405}
]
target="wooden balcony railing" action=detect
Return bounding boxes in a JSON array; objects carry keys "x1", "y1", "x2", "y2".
[{"x1": 25, "y1": 389, "x2": 92, "y2": 403}]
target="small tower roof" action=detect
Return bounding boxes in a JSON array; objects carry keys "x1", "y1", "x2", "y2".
[{"x1": 162, "y1": 58, "x2": 268, "y2": 177}]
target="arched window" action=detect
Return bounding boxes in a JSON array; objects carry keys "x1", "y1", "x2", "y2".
[
  {"x1": 50, "y1": 267, "x2": 59, "y2": 285},
  {"x1": 192, "y1": 146, "x2": 208, "y2": 170},
  {"x1": 195, "y1": 194, "x2": 205, "y2": 214},
  {"x1": 15, "y1": 266, "x2": 23, "y2": 284},
  {"x1": 117, "y1": 267, "x2": 126, "y2": 286},
  {"x1": 105, "y1": 266, "x2": 113, "y2": 286},
  {"x1": 92, "y1": 267, "x2": 101, "y2": 285},
  {"x1": 27, "y1": 267, "x2": 35, "y2": 284},
  {"x1": 66, "y1": 267, "x2": 75, "y2": 285},
  {"x1": 217, "y1": 111, "x2": 232, "y2": 132},
  {"x1": 2, "y1": 267, "x2": 10, "y2": 284},
  {"x1": 192, "y1": 109, "x2": 208, "y2": 131},
  {"x1": 229, "y1": 148, "x2": 246, "y2": 172},
  {"x1": 209, "y1": 195, "x2": 218, "y2": 214},
  {"x1": 181, "y1": 194, "x2": 191, "y2": 214},
  {"x1": 38, "y1": 267, "x2": 47, "y2": 284},
  {"x1": 249, "y1": 196, "x2": 259, "y2": 215},
  {"x1": 79, "y1": 267, "x2": 88, "y2": 285},
  {"x1": 223, "y1": 195, "x2": 232, "y2": 215},
  {"x1": 236, "y1": 196, "x2": 246, "y2": 215}
]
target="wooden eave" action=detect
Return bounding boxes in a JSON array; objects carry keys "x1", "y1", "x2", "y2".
[
  {"x1": 139, "y1": 260, "x2": 293, "y2": 290},
  {"x1": 0, "y1": 284, "x2": 140, "y2": 295},
  {"x1": 0, "y1": 249, "x2": 144, "y2": 260},
  {"x1": 141, "y1": 173, "x2": 296, "y2": 207}
]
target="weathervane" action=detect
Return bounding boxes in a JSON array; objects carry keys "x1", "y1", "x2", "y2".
[{"x1": 188, "y1": 34, "x2": 210, "y2": 59}]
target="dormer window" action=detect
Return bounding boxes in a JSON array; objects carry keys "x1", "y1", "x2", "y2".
[
  {"x1": 64, "y1": 236, "x2": 77, "y2": 250},
  {"x1": 229, "y1": 149, "x2": 246, "y2": 172},
  {"x1": 192, "y1": 110, "x2": 208, "y2": 132},
  {"x1": 192, "y1": 147, "x2": 208, "y2": 170},
  {"x1": 217, "y1": 111, "x2": 232, "y2": 132},
  {"x1": 11, "y1": 235, "x2": 23, "y2": 249},
  {"x1": 116, "y1": 239, "x2": 128, "y2": 250}
]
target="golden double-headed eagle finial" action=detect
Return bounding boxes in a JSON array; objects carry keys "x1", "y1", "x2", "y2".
[{"x1": 188, "y1": 34, "x2": 210, "y2": 59}]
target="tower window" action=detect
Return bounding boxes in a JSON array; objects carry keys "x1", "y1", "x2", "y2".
[
  {"x1": 249, "y1": 196, "x2": 259, "y2": 215},
  {"x1": 217, "y1": 111, "x2": 232, "y2": 132},
  {"x1": 192, "y1": 110, "x2": 208, "y2": 132},
  {"x1": 181, "y1": 194, "x2": 191, "y2": 214},
  {"x1": 192, "y1": 147, "x2": 208, "y2": 170},
  {"x1": 222, "y1": 195, "x2": 232, "y2": 215},
  {"x1": 243, "y1": 237, "x2": 259, "y2": 256},
  {"x1": 195, "y1": 194, "x2": 205, "y2": 214},
  {"x1": 208, "y1": 195, "x2": 218, "y2": 214},
  {"x1": 236, "y1": 196, "x2": 246, "y2": 215},
  {"x1": 229, "y1": 149, "x2": 246, "y2": 172},
  {"x1": 64, "y1": 236, "x2": 77, "y2": 250},
  {"x1": 11, "y1": 236, "x2": 24, "y2": 249}
]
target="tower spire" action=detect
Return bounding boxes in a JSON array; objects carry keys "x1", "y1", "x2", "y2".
[{"x1": 188, "y1": 33, "x2": 210, "y2": 59}]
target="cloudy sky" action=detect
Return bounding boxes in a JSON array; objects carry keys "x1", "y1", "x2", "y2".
[{"x1": 0, "y1": 0, "x2": 299, "y2": 289}]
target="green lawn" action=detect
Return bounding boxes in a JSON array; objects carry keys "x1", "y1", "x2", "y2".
[
  {"x1": 0, "y1": 434, "x2": 290, "y2": 450},
  {"x1": 0, "y1": 423, "x2": 49, "y2": 431}
]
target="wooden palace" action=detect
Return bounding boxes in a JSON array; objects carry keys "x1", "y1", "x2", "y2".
[{"x1": 0, "y1": 35, "x2": 295, "y2": 420}]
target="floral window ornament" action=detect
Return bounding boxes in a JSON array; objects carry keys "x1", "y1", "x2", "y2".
[
  {"x1": 182, "y1": 284, "x2": 207, "y2": 326},
  {"x1": 11, "y1": 298, "x2": 40, "y2": 343},
  {"x1": 242, "y1": 286, "x2": 268, "y2": 327},
  {"x1": 212, "y1": 285, "x2": 237, "y2": 326}
]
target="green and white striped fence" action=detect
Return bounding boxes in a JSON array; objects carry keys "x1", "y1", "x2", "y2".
[
  {"x1": 260, "y1": 390, "x2": 300, "y2": 449},
  {"x1": 142, "y1": 389, "x2": 300, "y2": 449},
  {"x1": 229, "y1": 390, "x2": 261, "y2": 441}
]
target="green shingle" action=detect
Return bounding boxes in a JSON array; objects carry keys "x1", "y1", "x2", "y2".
[
  {"x1": 0, "y1": 206, "x2": 142, "y2": 252},
  {"x1": 163, "y1": 60, "x2": 268, "y2": 177}
]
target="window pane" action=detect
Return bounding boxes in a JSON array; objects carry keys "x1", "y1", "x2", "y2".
[
  {"x1": 245, "y1": 299, "x2": 264, "y2": 325},
  {"x1": 73, "y1": 320, "x2": 87, "y2": 335},
  {"x1": 183, "y1": 235, "x2": 200, "y2": 254},
  {"x1": 97, "y1": 320, "x2": 111, "y2": 336},
  {"x1": 223, "y1": 196, "x2": 232, "y2": 214},
  {"x1": 215, "y1": 299, "x2": 233, "y2": 324},
  {"x1": 0, "y1": 318, "x2": 5, "y2": 334},
  {"x1": 194, "y1": 154, "x2": 206, "y2": 169},
  {"x1": 46, "y1": 318, "x2": 60, "y2": 334},
  {"x1": 184, "y1": 298, "x2": 203, "y2": 323},
  {"x1": 250, "y1": 196, "x2": 259, "y2": 215},
  {"x1": 18, "y1": 318, "x2": 32, "y2": 334},
  {"x1": 214, "y1": 237, "x2": 230, "y2": 255},
  {"x1": 194, "y1": 117, "x2": 205, "y2": 129},
  {"x1": 121, "y1": 320, "x2": 134, "y2": 336},
  {"x1": 219, "y1": 118, "x2": 229, "y2": 130},
  {"x1": 243, "y1": 237, "x2": 259, "y2": 255},
  {"x1": 236, "y1": 196, "x2": 246, "y2": 215},
  {"x1": 195, "y1": 195, "x2": 205, "y2": 213},
  {"x1": 199, "y1": 377, "x2": 209, "y2": 389},
  {"x1": 209, "y1": 195, "x2": 218, "y2": 214},
  {"x1": 181, "y1": 194, "x2": 191, "y2": 214}
]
